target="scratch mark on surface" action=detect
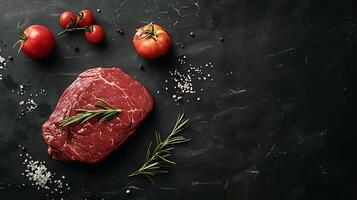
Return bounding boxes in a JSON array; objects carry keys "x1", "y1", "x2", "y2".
[
  {"x1": 48, "y1": 13, "x2": 60, "y2": 16},
  {"x1": 157, "y1": 186, "x2": 177, "y2": 191},
  {"x1": 63, "y1": 55, "x2": 82, "y2": 59},
  {"x1": 173, "y1": 7, "x2": 181, "y2": 26},
  {"x1": 192, "y1": 180, "x2": 224, "y2": 186},
  {"x1": 196, "y1": 106, "x2": 249, "y2": 124},
  {"x1": 184, "y1": 44, "x2": 212, "y2": 54},
  {"x1": 221, "y1": 88, "x2": 247, "y2": 97},
  {"x1": 265, "y1": 47, "x2": 296, "y2": 58},
  {"x1": 305, "y1": 54, "x2": 308, "y2": 64},
  {"x1": 195, "y1": 97, "x2": 272, "y2": 125},
  {"x1": 170, "y1": 2, "x2": 200, "y2": 26},
  {"x1": 23, "y1": 73, "x2": 79, "y2": 86},
  {"x1": 194, "y1": 2, "x2": 200, "y2": 16},
  {"x1": 115, "y1": 0, "x2": 129, "y2": 18}
]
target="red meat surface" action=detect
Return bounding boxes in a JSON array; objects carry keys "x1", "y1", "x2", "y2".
[{"x1": 42, "y1": 67, "x2": 154, "y2": 163}]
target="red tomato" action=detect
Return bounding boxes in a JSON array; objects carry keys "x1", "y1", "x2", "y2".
[
  {"x1": 77, "y1": 9, "x2": 94, "y2": 27},
  {"x1": 59, "y1": 11, "x2": 77, "y2": 28},
  {"x1": 17, "y1": 25, "x2": 55, "y2": 59},
  {"x1": 84, "y1": 25, "x2": 105, "y2": 44},
  {"x1": 133, "y1": 23, "x2": 172, "y2": 59}
]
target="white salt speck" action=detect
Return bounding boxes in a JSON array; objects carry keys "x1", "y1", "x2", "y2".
[
  {"x1": 164, "y1": 58, "x2": 214, "y2": 104},
  {"x1": 19, "y1": 147, "x2": 70, "y2": 194}
]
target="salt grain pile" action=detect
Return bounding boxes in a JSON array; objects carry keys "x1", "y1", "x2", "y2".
[
  {"x1": 15, "y1": 86, "x2": 47, "y2": 118},
  {"x1": 19, "y1": 145, "x2": 70, "y2": 195},
  {"x1": 162, "y1": 55, "x2": 215, "y2": 103},
  {"x1": 0, "y1": 52, "x2": 7, "y2": 81}
]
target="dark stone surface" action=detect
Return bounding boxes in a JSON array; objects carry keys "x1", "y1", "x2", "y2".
[{"x1": 1, "y1": 0, "x2": 357, "y2": 199}]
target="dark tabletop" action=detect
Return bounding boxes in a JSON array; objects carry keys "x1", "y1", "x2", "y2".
[{"x1": 1, "y1": 0, "x2": 357, "y2": 199}]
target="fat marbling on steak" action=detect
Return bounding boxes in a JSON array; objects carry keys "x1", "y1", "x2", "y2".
[{"x1": 42, "y1": 67, "x2": 154, "y2": 163}]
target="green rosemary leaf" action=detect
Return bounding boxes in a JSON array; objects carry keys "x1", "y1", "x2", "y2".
[
  {"x1": 81, "y1": 112, "x2": 101, "y2": 124},
  {"x1": 99, "y1": 111, "x2": 118, "y2": 123},
  {"x1": 155, "y1": 131, "x2": 161, "y2": 145},
  {"x1": 95, "y1": 97, "x2": 116, "y2": 109},
  {"x1": 128, "y1": 113, "x2": 190, "y2": 184},
  {"x1": 157, "y1": 155, "x2": 176, "y2": 165},
  {"x1": 60, "y1": 98, "x2": 121, "y2": 128},
  {"x1": 144, "y1": 174, "x2": 155, "y2": 185},
  {"x1": 145, "y1": 142, "x2": 152, "y2": 162}
]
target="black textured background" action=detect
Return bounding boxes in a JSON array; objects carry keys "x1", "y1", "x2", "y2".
[{"x1": 1, "y1": 0, "x2": 357, "y2": 199}]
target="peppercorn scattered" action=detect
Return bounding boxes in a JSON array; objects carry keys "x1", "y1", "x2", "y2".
[
  {"x1": 74, "y1": 47, "x2": 80, "y2": 52},
  {"x1": 138, "y1": 64, "x2": 145, "y2": 71},
  {"x1": 7, "y1": 55, "x2": 13, "y2": 61},
  {"x1": 116, "y1": 28, "x2": 124, "y2": 35},
  {"x1": 180, "y1": 44, "x2": 185, "y2": 48},
  {"x1": 96, "y1": 8, "x2": 101, "y2": 13},
  {"x1": 220, "y1": 37, "x2": 224, "y2": 42},
  {"x1": 189, "y1": 32, "x2": 195, "y2": 37}
]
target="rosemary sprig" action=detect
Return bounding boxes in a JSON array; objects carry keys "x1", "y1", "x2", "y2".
[
  {"x1": 59, "y1": 98, "x2": 121, "y2": 128},
  {"x1": 129, "y1": 113, "x2": 190, "y2": 184}
]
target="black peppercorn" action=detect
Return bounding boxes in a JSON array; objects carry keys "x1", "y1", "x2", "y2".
[
  {"x1": 116, "y1": 28, "x2": 124, "y2": 35},
  {"x1": 139, "y1": 64, "x2": 144, "y2": 71}
]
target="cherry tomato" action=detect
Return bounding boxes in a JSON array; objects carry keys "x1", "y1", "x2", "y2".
[
  {"x1": 133, "y1": 23, "x2": 172, "y2": 59},
  {"x1": 77, "y1": 9, "x2": 94, "y2": 27},
  {"x1": 59, "y1": 11, "x2": 77, "y2": 28},
  {"x1": 84, "y1": 25, "x2": 105, "y2": 44},
  {"x1": 17, "y1": 25, "x2": 55, "y2": 59}
]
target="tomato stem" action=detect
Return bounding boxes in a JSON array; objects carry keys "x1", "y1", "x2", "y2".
[
  {"x1": 57, "y1": 27, "x2": 88, "y2": 36},
  {"x1": 57, "y1": 12, "x2": 85, "y2": 36},
  {"x1": 140, "y1": 23, "x2": 159, "y2": 41},
  {"x1": 13, "y1": 20, "x2": 27, "y2": 54}
]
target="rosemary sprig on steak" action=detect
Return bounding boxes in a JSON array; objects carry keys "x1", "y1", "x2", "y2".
[
  {"x1": 129, "y1": 113, "x2": 190, "y2": 184},
  {"x1": 59, "y1": 98, "x2": 121, "y2": 128}
]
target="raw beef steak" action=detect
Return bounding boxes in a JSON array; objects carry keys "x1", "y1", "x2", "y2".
[{"x1": 42, "y1": 67, "x2": 154, "y2": 163}]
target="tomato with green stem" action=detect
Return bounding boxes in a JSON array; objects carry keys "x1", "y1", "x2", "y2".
[
  {"x1": 14, "y1": 23, "x2": 55, "y2": 59},
  {"x1": 59, "y1": 11, "x2": 77, "y2": 28},
  {"x1": 84, "y1": 25, "x2": 105, "y2": 44},
  {"x1": 133, "y1": 23, "x2": 172, "y2": 59},
  {"x1": 77, "y1": 9, "x2": 94, "y2": 27}
]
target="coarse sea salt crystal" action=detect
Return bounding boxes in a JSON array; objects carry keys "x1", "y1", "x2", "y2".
[
  {"x1": 0, "y1": 56, "x2": 5, "y2": 63},
  {"x1": 19, "y1": 146, "x2": 71, "y2": 195},
  {"x1": 164, "y1": 57, "x2": 215, "y2": 104}
]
